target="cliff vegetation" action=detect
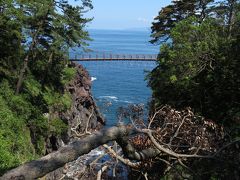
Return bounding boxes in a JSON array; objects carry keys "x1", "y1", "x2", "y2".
[{"x1": 0, "y1": 0, "x2": 92, "y2": 174}]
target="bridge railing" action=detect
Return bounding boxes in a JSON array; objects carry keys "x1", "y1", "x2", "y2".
[{"x1": 70, "y1": 53, "x2": 158, "y2": 61}]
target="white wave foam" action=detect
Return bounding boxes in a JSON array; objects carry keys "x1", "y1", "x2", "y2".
[
  {"x1": 91, "y1": 77, "x2": 97, "y2": 81},
  {"x1": 99, "y1": 96, "x2": 118, "y2": 101},
  {"x1": 121, "y1": 100, "x2": 133, "y2": 104}
]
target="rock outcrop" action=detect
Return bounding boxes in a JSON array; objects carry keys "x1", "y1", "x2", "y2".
[
  {"x1": 63, "y1": 62, "x2": 105, "y2": 139},
  {"x1": 44, "y1": 62, "x2": 105, "y2": 179}
]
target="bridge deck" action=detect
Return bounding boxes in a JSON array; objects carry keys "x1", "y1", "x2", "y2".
[
  {"x1": 69, "y1": 54, "x2": 158, "y2": 61},
  {"x1": 70, "y1": 58, "x2": 156, "y2": 61}
]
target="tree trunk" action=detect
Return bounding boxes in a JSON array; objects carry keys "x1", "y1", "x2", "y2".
[
  {"x1": 199, "y1": 0, "x2": 207, "y2": 21},
  {"x1": 15, "y1": 54, "x2": 29, "y2": 94},
  {"x1": 227, "y1": 0, "x2": 236, "y2": 38},
  {"x1": 0, "y1": 126, "x2": 132, "y2": 179},
  {"x1": 41, "y1": 52, "x2": 53, "y2": 87},
  {"x1": 0, "y1": 126, "x2": 160, "y2": 180},
  {"x1": 15, "y1": 8, "x2": 50, "y2": 94}
]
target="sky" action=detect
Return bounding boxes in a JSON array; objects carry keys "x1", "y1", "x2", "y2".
[{"x1": 70, "y1": 0, "x2": 172, "y2": 30}]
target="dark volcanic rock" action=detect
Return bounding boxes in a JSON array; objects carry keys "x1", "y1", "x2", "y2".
[
  {"x1": 63, "y1": 62, "x2": 105, "y2": 139},
  {"x1": 45, "y1": 62, "x2": 105, "y2": 179}
]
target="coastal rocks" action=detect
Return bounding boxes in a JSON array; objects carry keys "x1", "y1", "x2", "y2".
[
  {"x1": 63, "y1": 62, "x2": 105, "y2": 139},
  {"x1": 44, "y1": 62, "x2": 105, "y2": 179}
]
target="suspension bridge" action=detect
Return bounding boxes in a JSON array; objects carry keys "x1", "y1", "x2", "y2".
[{"x1": 70, "y1": 53, "x2": 158, "y2": 61}]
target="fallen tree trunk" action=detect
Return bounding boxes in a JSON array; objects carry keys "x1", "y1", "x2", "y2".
[
  {"x1": 1, "y1": 125, "x2": 162, "y2": 180},
  {"x1": 0, "y1": 126, "x2": 134, "y2": 180}
]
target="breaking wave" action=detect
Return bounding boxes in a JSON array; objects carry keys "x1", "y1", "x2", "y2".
[
  {"x1": 91, "y1": 77, "x2": 97, "y2": 81},
  {"x1": 98, "y1": 96, "x2": 118, "y2": 101}
]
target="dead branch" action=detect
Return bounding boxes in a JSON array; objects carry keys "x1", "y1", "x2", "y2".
[
  {"x1": 85, "y1": 107, "x2": 94, "y2": 134},
  {"x1": 103, "y1": 144, "x2": 142, "y2": 168},
  {"x1": 144, "y1": 129, "x2": 213, "y2": 158},
  {"x1": 119, "y1": 104, "x2": 226, "y2": 178},
  {"x1": 71, "y1": 107, "x2": 94, "y2": 137},
  {"x1": 96, "y1": 165, "x2": 108, "y2": 180},
  {"x1": 148, "y1": 107, "x2": 164, "y2": 129}
]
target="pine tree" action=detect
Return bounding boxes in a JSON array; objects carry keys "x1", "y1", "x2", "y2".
[
  {"x1": 150, "y1": 0, "x2": 214, "y2": 44},
  {"x1": 15, "y1": 0, "x2": 92, "y2": 94},
  {"x1": 0, "y1": 0, "x2": 23, "y2": 81}
]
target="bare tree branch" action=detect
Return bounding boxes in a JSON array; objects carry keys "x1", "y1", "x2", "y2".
[
  {"x1": 143, "y1": 129, "x2": 213, "y2": 158},
  {"x1": 96, "y1": 165, "x2": 108, "y2": 180},
  {"x1": 71, "y1": 107, "x2": 94, "y2": 137},
  {"x1": 103, "y1": 144, "x2": 142, "y2": 168}
]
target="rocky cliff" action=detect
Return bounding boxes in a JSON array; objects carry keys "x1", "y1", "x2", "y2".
[
  {"x1": 63, "y1": 62, "x2": 105, "y2": 138},
  {"x1": 44, "y1": 62, "x2": 105, "y2": 179}
]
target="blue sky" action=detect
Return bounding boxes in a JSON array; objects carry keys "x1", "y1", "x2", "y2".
[{"x1": 70, "y1": 0, "x2": 172, "y2": 30}]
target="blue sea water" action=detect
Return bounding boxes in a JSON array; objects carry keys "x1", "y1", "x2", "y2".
[{"x1": 71, "y1": 29, "x2": 159, "y2": 126}]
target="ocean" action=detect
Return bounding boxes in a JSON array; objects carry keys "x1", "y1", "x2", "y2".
[{"x1": 70, "y1": 29, "x2": 159, "y2": 126}]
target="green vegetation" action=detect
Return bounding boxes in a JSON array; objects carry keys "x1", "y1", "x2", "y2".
[
  {"x1": 148, "y1": 0, "x2": 240, "y2": 178},
  {"x1": 0, "y1": 94, "x2": 35, "y2": 174},
  {"x1": 0, "y1": 0, "x2": 92, "y2": 174},
  {"x1": 149, "y1": 0, "x2": 240, "y2": 126}
]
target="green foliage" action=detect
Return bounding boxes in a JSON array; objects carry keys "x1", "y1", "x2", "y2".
[
  {"x1": 60, "y1": 92, "x2": 73, "y2": 110},
  {"x1": 0, "y1": 81, "x2": 33, "y2": 119},
  {"x1": 49, "y1": 118, "x2": 68, "y2": 136},
  {"x1": 61, "y1": 67, "x2": 77, "y2": 85},
  {"x1": 0, "y1": 95, "x2": 35, "y2": 174},
  {"x1": 150, "y1": 0, "x2": 214, "y2": 43},
  {"x1": 0, "y1": 3, "x2": 23, "y2": 81},
  {"x1": 24, "y1": 76, "x2": 42, "y2": 97},
  {"x1": 148, "y1": 16, "x2": 240, "y2": 124},
  {"x1": 43, "y1": 87, "x2": 72, "y2": 112}
]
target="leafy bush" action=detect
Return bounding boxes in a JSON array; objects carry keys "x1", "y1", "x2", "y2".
[
  {"x1": 61, "y1": 67, "x2": 77, "y2": 85},
  {"x1": 0, "y1": 96, "x2": 35, "y2": 174},
  {"x1": 49, "y1": 118, "x2": 68, "y2": 136},
  {"x1": 43, "y1": 87, "x2": 72, "y2": 112},
  {"x1": 0, "y1": 75, "x2": 73, "y2": 173}
]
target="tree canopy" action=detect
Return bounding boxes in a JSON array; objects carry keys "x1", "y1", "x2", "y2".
[{"x1": 149, "y1": 0, "x2": 240, "y2": 125}]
